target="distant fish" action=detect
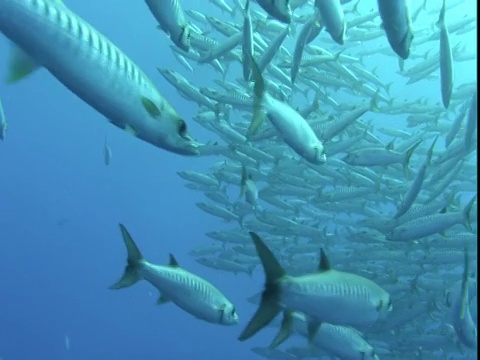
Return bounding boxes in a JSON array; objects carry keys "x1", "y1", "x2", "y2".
[
  {"x1": 110, "y1": 224, "x2": 239, "y2": 326},
  {"x1": 64, "y1": 334, "x2": 70, "y2": 351},
  {"x1": 0, "y1": 98, "x2": 6, "y2": 141},
  {"x1": 448, "y1": 248, "x2": 478, "y2": 349},
  {"x1": 464, "y1": 90, "x2": 477, "y2": 150},
  {"x1": 145, "y1": 0, "x2": 191, "y2": 52},
  {"x1": 103, "y1": 136, "x2": 112, "y2": 166},
  {"x1": 240, "y1": 165, "x2": 258, "y2": 208},
  {"x1": 248, "y1": 57, "x2": 326, "y2": 165},
  {"x1": 436, "y1": 0, "x2": 454, "y2": 109}
]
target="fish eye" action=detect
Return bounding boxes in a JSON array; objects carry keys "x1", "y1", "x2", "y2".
[
  {"x1": 231, "y1": 306, "x2": 236, "y2": 316},
  {"x1": 178, "y1": 119, "x2": 187, "y2": 137}
]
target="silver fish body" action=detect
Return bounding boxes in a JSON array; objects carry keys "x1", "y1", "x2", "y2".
[
  {"x1": 145, "y1": 0, "x2": 191, "y2": 52},
  {"x1": 0, "y1": 0, "x2": 198, "y2": 155}
]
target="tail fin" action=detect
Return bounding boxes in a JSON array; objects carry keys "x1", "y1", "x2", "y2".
[
  {"x1": 424, "y1": 135, "x2": 438, "y2": 166},
  {"x1": 109, "y1": 224, "x2": 144, "y2": 290},
  {"x1": 403, "y1": 141, "x2": 421, "y2": 178},
  {"x1": 238, "y1": 232, "x2": 286, "y2": 341},
  {"x1": 462, "y1": 195, "x2": 476, "y2": 231},
  {"x1": 436, "y1": 0, "x2": 446, "y2": 28}
]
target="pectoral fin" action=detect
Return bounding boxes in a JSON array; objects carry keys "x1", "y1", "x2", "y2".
[
  {"x1": 157, "y1": 295, "x2": 170, "y2": 305},
  {"x1": 7, "y1": 45, "x2": 39, "y2": 83},
  {"x1": 307, "y1": 320, "x2": 321, "y2": 343}
]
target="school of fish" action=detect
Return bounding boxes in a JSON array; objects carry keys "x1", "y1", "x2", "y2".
[{"x1": 0, "y1": 0, "x2": 477, "y2": 359}]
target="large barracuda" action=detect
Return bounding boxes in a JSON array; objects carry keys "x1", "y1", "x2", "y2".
[{"x1": 0, "y1": 0, "x2": 199, "y2": 155}]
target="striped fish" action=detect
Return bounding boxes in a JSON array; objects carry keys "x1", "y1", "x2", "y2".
[
  {"x1": 0, "y1": 0, "x2": 199, "y2": 155},
  {"x1": 111, "y1": 224, "x2": 239, "y2": 325}
]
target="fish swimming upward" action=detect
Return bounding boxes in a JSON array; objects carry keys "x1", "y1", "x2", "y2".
[{"x1": 0, "y1": 0, "x2": 199, "y2": 155}]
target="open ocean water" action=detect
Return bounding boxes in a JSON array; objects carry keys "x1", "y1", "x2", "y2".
[{"x1": 0, "y1": 1, "x2": 477, "y2": 359}]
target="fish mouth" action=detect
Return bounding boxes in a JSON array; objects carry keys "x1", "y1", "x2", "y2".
[{"x1": 182, "y1": 137, "x2": 204, "y2": 156}]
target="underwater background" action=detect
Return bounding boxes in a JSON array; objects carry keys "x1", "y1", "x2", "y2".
[{"x1": 0, "y1": 1, "x2": 477, "y2": 359}]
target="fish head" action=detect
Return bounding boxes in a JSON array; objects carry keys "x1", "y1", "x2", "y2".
[
  {"x1": 200, "y1": 88, "x2": 218, "y2": 99},
  {"x1": 139, "y1": 96, "x2": 200, "y2": 155},
  {"x1": 375, "y1": 294, "x2": 393, "y2": 319},
  {"x1": 167, "y1": 116, "x2": 201, "y2": 156},
  {"x1": 397, "y1": 29, "x2": 413, "y2": 60},
  {"x1": 176, "y1": 24, "x2": 191, "y2": 52},
  {"x1": 157, "y1": 69, "x2": 178, "y2": 84},
  {"x1": 341, "y1": 153, "x2": 356, "y2": 164},
  {"x1": 219, "y1": 303, "x2": 240, "y2": 325},
  {"x1": 359, "y1": 347, "x2": 379, "y2": 360}
]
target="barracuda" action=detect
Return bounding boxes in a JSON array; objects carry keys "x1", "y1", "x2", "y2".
[{"x1": 0, "y1": 0, "x2": 199, "y2": 155}]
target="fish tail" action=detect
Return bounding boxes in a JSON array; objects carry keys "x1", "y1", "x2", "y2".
[
  {"x1": 462, "y1": 195, "x2": 476, "y2": 231},
  {"x1": 247, "y1": 264, "x2": 256, "y2": 278},
  {"x1": 238, "y1": 232, "x2": 285, "y2": 341},
  {"x1": 403, "y1": 141, "x2": 422, "y2": 178},
  {"x1": 436, "y1": 0, "x2": 446, "y2": 27},
  {"x1": 425, "y1": 135, "x2": 439, "y2": 166},
  {"x1": 269, "y1": 310, "x2": 294, "y2": 348},
  {"x1": 109, "y1": 224, "x2": 144, "y2": 290},
  {"x1": 384, "y1": 82, "x2": 393, "y2": 96},
  {"x1": 352, "y1": 0, "x2": 361, "y2": 15},
  {"x1": 369, "y1": 95, "x2": 380, "y2": 112},
  {"x1": 247, "y1": 56, "x2": 265, "y2": 138},
  {"x1": 244, "y1": 0, "x2": 250, "y2": 14},
  {"x1": 238, "y1": 213, "x2": 246, "y2": 229}
]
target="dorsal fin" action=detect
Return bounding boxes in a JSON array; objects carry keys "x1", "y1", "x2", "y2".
[
  {"x1": 386, "y1": 139, "x2": 395, "y2": 151},
  {"x1": 318, "y1": 249, "x2": 331, "y2": 272},
  {"x1": 169, "y1": 253, "x2": 179, "y2": 267}
]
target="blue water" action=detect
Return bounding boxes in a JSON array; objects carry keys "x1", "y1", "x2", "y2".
[{"x1": 0, "y1": 1, "x2": 477, "y2": 359}]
